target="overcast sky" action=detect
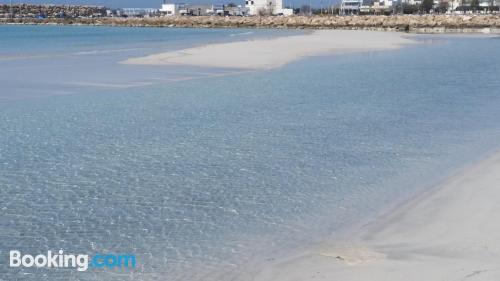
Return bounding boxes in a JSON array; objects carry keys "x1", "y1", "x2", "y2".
[{"x1": 0, "y1": 0, "x2": 335, "y2": 8}]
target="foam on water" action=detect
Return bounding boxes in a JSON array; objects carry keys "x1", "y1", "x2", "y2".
[{"x1": 0, "y1": 27, "x2": 500, "y2": 280}]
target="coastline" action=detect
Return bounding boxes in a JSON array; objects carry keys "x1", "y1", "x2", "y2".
[
  {"x1": 252, "y1": 149, "x2": 500, "y2": 281},
  {"x1": 1, "y1": 15, "x2": 500, "y2": 33},
  {"x1": 122, "y1": 30, "x2": 417, "y2": 70}
]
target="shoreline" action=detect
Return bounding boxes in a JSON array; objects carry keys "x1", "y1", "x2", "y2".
[
  {"x1": 1, "y1": 21, "x2": 499, "y2": 34},
  {"x1": 1, "y1": 15, "x2": 500, "y2": 34},
  {"x1": 122, "y1": 30, "x2": 417, "y2": 70},
  {"x1": 252, "y1": 149, "x2": 500, "y2": 281}
]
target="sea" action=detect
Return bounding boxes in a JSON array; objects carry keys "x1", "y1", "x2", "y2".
[{"x1": 0, "y1": 25, "x2": 499, "y2": 281}]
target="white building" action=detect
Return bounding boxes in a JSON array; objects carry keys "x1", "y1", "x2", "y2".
[
  {"x1": 431, "y1": 0, "x2": 498, "y2": 13},
  {"x1": 224, "y1": 5, "x2": 250, "y2": 16},
  {"x1": 245, "y1": 0, "x2": 293, "y2": 15},
  {"x1": 160, "y1": 3, "x2": 181, "y2": 15},
  {"x1": 406, "y1": 0, "x2": 423, "y2": 5},
  {"x1": 120, "y1": 8, "x2": 160, "y2": 17},
  {"x1": 340, "y1": 0, "x2": 363, "y2": 14},
  {"x1": 280, "y1": 8, "x2": 294, "y2": 15}
]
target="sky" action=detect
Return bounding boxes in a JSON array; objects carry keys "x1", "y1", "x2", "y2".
[{"x1": 0, "y1": 0, "x2": 334, "y2": 8}]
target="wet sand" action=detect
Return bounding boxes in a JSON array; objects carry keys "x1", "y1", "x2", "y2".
[
  {"x1": 122, "y1": 30, "x2": 416, "y2": 70},
  {"x1": 253, "y1": 151, "x2": 500, "y2": 281}
]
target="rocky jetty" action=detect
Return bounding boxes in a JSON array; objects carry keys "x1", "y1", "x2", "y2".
[
  {"x1": 1, "y1": 13, "x2": 500, "y2": 33},
  {"x1": 0, "y1": 4, "x2": 106, "y2": 19}
]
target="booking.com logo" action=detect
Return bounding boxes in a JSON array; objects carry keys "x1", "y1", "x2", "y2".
[{"x1": 9, "y1": 250, "x2": 136, "y2": 272}]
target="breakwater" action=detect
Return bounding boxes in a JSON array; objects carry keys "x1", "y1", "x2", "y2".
[
  {"x1": 0, "y1": 4, "x2": 106, "y2": 18},
  {"x1": 1, "y1": 14, "x2": 500, "y2": 32}
]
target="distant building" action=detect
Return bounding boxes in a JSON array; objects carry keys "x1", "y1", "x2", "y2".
[
  {"x1": 405, "y1": 0, "x2": 423, "y2": 6},
  {"x1": 161, "y1": 0, "x2": 291, "y2": 16},
  {"x1": 341, "y1": 0, "x2": 498, "y2": 14},
  {"x1": 161, "y1": 1, "x2": 229, "y2": 16},
  {"x1": 364, "y1": 0, "x2": 398, "y2": 13},
  {"x1": 184, "y1": 4, "x2": 223, "y2": 15},
  {"x1": 160, "y1": 3, "x2": 184, "y2": 15},
  {"x1": 246, "y1": 0, "x2": 276, "y2": 15},
  {"x1": 119, "y1": 8, "x2": 160, "y2": 17},
  {"x1": 340, "y1": 0, "x2": 364, "y2": 14},
  {"x1": 278, "y1": 8, "x2": 294, "y2": 15},
  {"x1": 400, "y1": 0, "x2": 498, "y2": 12},
  {"x1": 245, "y1": 0, "x2": 293, "y2": 15},
  {"x1": 480, "y1": 0, "x2": 498, "y2": 9},
  {"x1": 223, "y1": 5, "x2": 250, "y2": 16}
]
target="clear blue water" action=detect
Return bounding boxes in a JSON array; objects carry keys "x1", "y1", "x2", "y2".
[{"x1": 0, "y1": 26, "x2": 500, "y2": 280}]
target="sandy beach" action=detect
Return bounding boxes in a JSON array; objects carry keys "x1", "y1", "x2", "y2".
[
  {"x1": 253, "y1": 150, "x2": 500, "y2": 281},
  {"x1": 123, "y1": 31, "x2": 500, "y2": 280},
  {"x1": 122, "y1": 30, "x2": 416, "y2": 70}
]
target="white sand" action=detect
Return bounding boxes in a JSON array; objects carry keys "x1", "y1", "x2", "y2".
[
  {"x1": 253, "y1": 151, "x2": 500, "y2": 281},
  {"x1": 122, "y1": 30, "x2": 416, "y2": 70}
]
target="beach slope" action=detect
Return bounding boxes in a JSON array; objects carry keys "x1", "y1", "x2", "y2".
[
  {"x1": 254, "y1": 151, "x2": 500, "y2": 281},
  {"x1": 123, "y1": 30, "x2": 415, "y2": 70}
]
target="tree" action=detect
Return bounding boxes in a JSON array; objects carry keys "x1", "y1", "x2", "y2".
[
  {"x1": 403, "y1": 3, "x2": 420, "y2": 14},
  {"x1": 330, "y1": 5, "x2": 341, "y2": 14},
  {"x1": 470, "y1": 0, "x2": 480, "y2": 12},
  {"x1": 436, "y1": 1, "x2": 449, "y2": 13},
  {"x1": 299, "y1": 5, "x2": 311, "y2": 15},
  {"x1": 421, "y1": 0, "x2": 434, "y2": 13},
  {"x1": 227, "y1": 2, "x2": 237, "y2": 7},
  {"x1": 488, "y1": 0, "x2": 495, "y2": 12}
]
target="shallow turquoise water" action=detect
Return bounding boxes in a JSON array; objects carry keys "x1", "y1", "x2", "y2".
[{"x1": 0, "y1": 27, "x2": 500, "y2": 280}]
